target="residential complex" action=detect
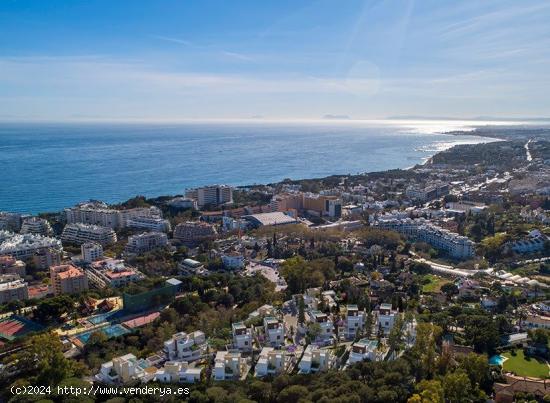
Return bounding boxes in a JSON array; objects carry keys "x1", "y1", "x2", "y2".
[
  {"x1": 50, "y1": 264, "x2": 89, "y2": 295},
  {"x1": 185, "y1": 185, "x2": 233, "y2": 208},
  {"x1": 376, "y1": 217, "x2": 475, "y2": 259},
  {"x1": 0, "y1": 255, "x2": 26, "y2": 276},
  {"x1": 0, "y1": 232, "x2": 62, "y2": 261},
  {"x1": 20, "y1": 217, "x2": 52, "y2": 236},
  {"x1": 87, "y1": 258, "x2": 144, "y2": 288},
  {"x1": 0, "y1": 275, "x2": 29, "y2": 304},
  {"x1": 81, "y1": 242, "x2": 104, "y2": 263},
  {"x1": 173, "y1": 221, "x2": 217, "y2": 244},
  {"x1": 125, "y1": 231, "x2": 168, "y2": 254},
  {"x1": 61, "y1": 223, "x2": 117, "y2": 246}
]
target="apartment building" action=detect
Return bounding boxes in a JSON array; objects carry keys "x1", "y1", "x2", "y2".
[
  {"x1": 61, "y1": 223, "x2": 117, "y2": 246},
  {"x1": 87, "y1": 258, "x2": 144, "y2": 288},
  {"x1": 167, "y1": 197, "x2": 198, "y2": 210},
  {"x1": 0, "y1": 255, "x2": 26, "y2": 276},
  {"x1": 185, "y1": 185, "x2": 233, "y2": 208},
  {"x1": 345, "y1": 304, "x2": 366, "y2": 340},
  {"x1": 0, "y1": 232, "x2": 62, "y2": 261},
  {"x1": 0, "y1": 275, "x2": 29, "y2": 303},
  {"x1": 173, "y1": 221, "x2": 217, "y2": 244},
  {"x1": 254, "y1": 347, "x2": 286, "y2": 377},
  {"x1": 81, "y1": 242, "x2": 104, "y2": 263},
  {"x1": 126, "y1": 232, "x2": 168, "y2": 254},
  {"x1": 20, "y1": 217, "x2": 53, "y2": 236},
  {"x1": 298, "y1": 345, "x2": 334, "y2": 374},
  {"x1": 125, "y1": 216, "x2": 171, "y2": 233},
  {"x1": 232, "y1": 322, "x2": 253, "y2": 352},
  {"x1": 50, "y1": 264, "x2": 89, "y2": 295},
  {"x1": 65, "y1": 201, "x2": 162, "y2": 229},
  {"x1": 164, "y1": 331, "x2": 207, "y2": 362},
  {"x1": 33, "y1": 247, "x2": 62, "y2": 269},
  {"x1": 263, "y1": 316, "x2": 285, "y2": 347},
  {"x1": 376, "y1": 218, "x2": 475, "y2": 259},
  {"x1": 406, "y1": 183, "x2": 449, "y2": 202},
  {"x1": 213, "y1": 350, "x2": 248, "y2": 381}
]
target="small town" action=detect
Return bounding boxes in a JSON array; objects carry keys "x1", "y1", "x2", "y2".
[{"x1": 0, "y1": 130, "x2": 549, "y2": 402}]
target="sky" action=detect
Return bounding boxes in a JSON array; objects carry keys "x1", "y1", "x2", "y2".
[{"x1": 0, "y1": 0, "x2": 549, "y2": 121}]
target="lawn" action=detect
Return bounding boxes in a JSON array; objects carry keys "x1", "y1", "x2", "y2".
[
  {"x1": 421, "y1": 274, "x2": 450, "y2": 293},
  {"x1": 502, "y1": 350, "x2": 549, "y2": 379}
]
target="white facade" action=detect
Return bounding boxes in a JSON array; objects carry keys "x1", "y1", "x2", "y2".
[
  {"x1": 20, "y1": 217, "x2": 52, "y2": 236},
  {"x1": 164, "y1": 331, "x2": 207, "y2": 362},
  {"x1": 126, "y1": 217, "x2": 171, "y2": 233},
  {"x1": 308, "y1": 310, "x2": 334, "y2": 343},
  {"x1": 186, "y1": 185, "x2": 233, "y2": 208},
  {"x1": 87, "y1": 258, "x2": 144, "y2": 288},
  {"x1": 254, "y1": 347, "x2": 285, "y2": 377},
  {"x1": 376, "y1": 217, "x2": 475, "y2": 259},
  {"x1": 96, "y1": 353, "x2": 146, "y2": 384},
  {"x1": 345, "y1": 305, "x2": 365, "y2": 340},
  {"x1": 62, "y1": 223, "x2": 117, "y2": 246},
  {"x1": 377, "y1": 303, "x2": 398, "y2": 335},
  {"x1": 232, "y1": 322, "x2": 253, "y2": 351},
  {"x1": 126, "y1": 232, "x2": 168, "y2": 254},
  {"x1": 348, "y1": 339, "x2": 385, "y2": 364},
  {"x1": 0, "y1": 276, "x2": 29, "y2": 303},
  {"x1": 263, "y1": 317, "x2": 285, "y2": 347},
  {"x1": 154, "y1": 361, "x2": 202, "y2": 384},
  {"x1": 0, "y1": 232, "x2": 62, "y2": 261},
  {"x1": 213, "y1": 350, "x2": 248, "y2": 381},
  {"x1": 65, "y1": 201, "x2": 162, "y2": 229},
  {"x1": 298, "y1": 345, "x2": 334, "y2": 374},
  {"x1": 81, "y1": 242, "x2": 104, "y2": 263}
]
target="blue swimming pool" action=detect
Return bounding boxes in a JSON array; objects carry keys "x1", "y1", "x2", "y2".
[
  {"x1": 489, "y1": 355, "x2": 506, "y2": 366},
  {"x1": 75, "y1": 324, "x2": 131, "y2": 344}
]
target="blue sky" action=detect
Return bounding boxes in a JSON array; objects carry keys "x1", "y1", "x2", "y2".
[{"x1": 0, "y1": 0, "x2": 549, "y2": 121}]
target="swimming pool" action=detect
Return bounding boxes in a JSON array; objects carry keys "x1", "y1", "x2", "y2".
[
  {"x1": 87, "y1": 311, "x2": 118, "y2": 325},
  {"x1": 489, "y1": 355, "x2": 506, "y2": 366},
  {"x1": 75, "y1": 324, "x2": 131, "y2": 344}
]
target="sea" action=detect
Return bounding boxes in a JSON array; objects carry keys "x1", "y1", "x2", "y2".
[{"x1": 0, "y1": 120, "x2": 502, "y2": 214}]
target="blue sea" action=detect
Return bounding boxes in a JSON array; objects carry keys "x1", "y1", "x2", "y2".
[{"x1": 0, "y1": 120, "x2": 498, "y2": 214}]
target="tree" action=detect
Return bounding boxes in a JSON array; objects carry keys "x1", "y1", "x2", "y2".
[
  {"x1": 388, "y1": 315, "x2": 404, "y2": 352},
  {"x1": 307, "y1": 322, "x2": 322, "y2": 343},
  {"x1": 442, "y1": 370, "x2": 473, "y2": 403},
  {"x1": 277, "y1": 385, "x2": 309, "y2": 403},
  {"x1": 408, "y1": 379, "x2": 444, "y2": 403},
  {"x1": 298, "y1": 297, "x2": 305, "y2": 325}
]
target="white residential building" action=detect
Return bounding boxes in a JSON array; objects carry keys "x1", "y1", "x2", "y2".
[
  {"x1": 254, "y1": 347, "x2": 285, "y2": 377},
  {"x1": 348, "y1": 339, "x2": 385, "y2": 364},
  {"x1": 377, "y1": 303, "x2": 398, "y2": 335},
  {"x1": 20, "y1": 217, "x2": 52, "y2": 236},
  {"x1": 81, "y1": 242, "x2": 104, "y2": 263},
  {"x1": 213, "y1": 350, "x2": 248, "y2": 381},
  {"x1": 126, "y1": 217, "x2": 171, "y2": 233},
  {"x1": 167, "y1": 197, "x2": 197, "y2": 210},
  {"x1": 308, "y1": 310, "x2": 334, "y2": 343},
  {"x1": 62, "y1": 223, "x2": 117, "y2": 246},
  {"x1": 0, "y1": 255, "x2": 26, "y2": 276},
  {"x1": 164, "y1": 331, "x2": 207, "y2": 362},
  {"x1": 96, "y1": 353, "x2": 147, "y2": 384},
  {"x1": 154, "y1": 361, "x2": 202, "y2": 384},
  {"x1": 263, "y1": 317, "x2": 285, "y2": 347},
  {"x1": 345, "y1": 304, "x2": 365, "y2": 340},
  {"x1": 65, "y1": 201, "x2": 162, "y2": 229},
  {"x1": 0, "y1": 232, "x2": 62, "y2": 261},
  {"x1": 186, "y1": 185, "x2": 233, "y2": 208},
  {"x1": 126, "y1": 232, "x2": 168, "y2": 254},
  {"x1": 232, "y1": 322, "x2": 253, "y2": 352},
  {"x1": 298, "y1": 345, "x2": 334, "y2": 374},
  {"x1": 376, "y1": 217, "x2": 475, "y2": 259},
  {"x1": 0, "y1": 275, "x2": 29, "y2": 303}
]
